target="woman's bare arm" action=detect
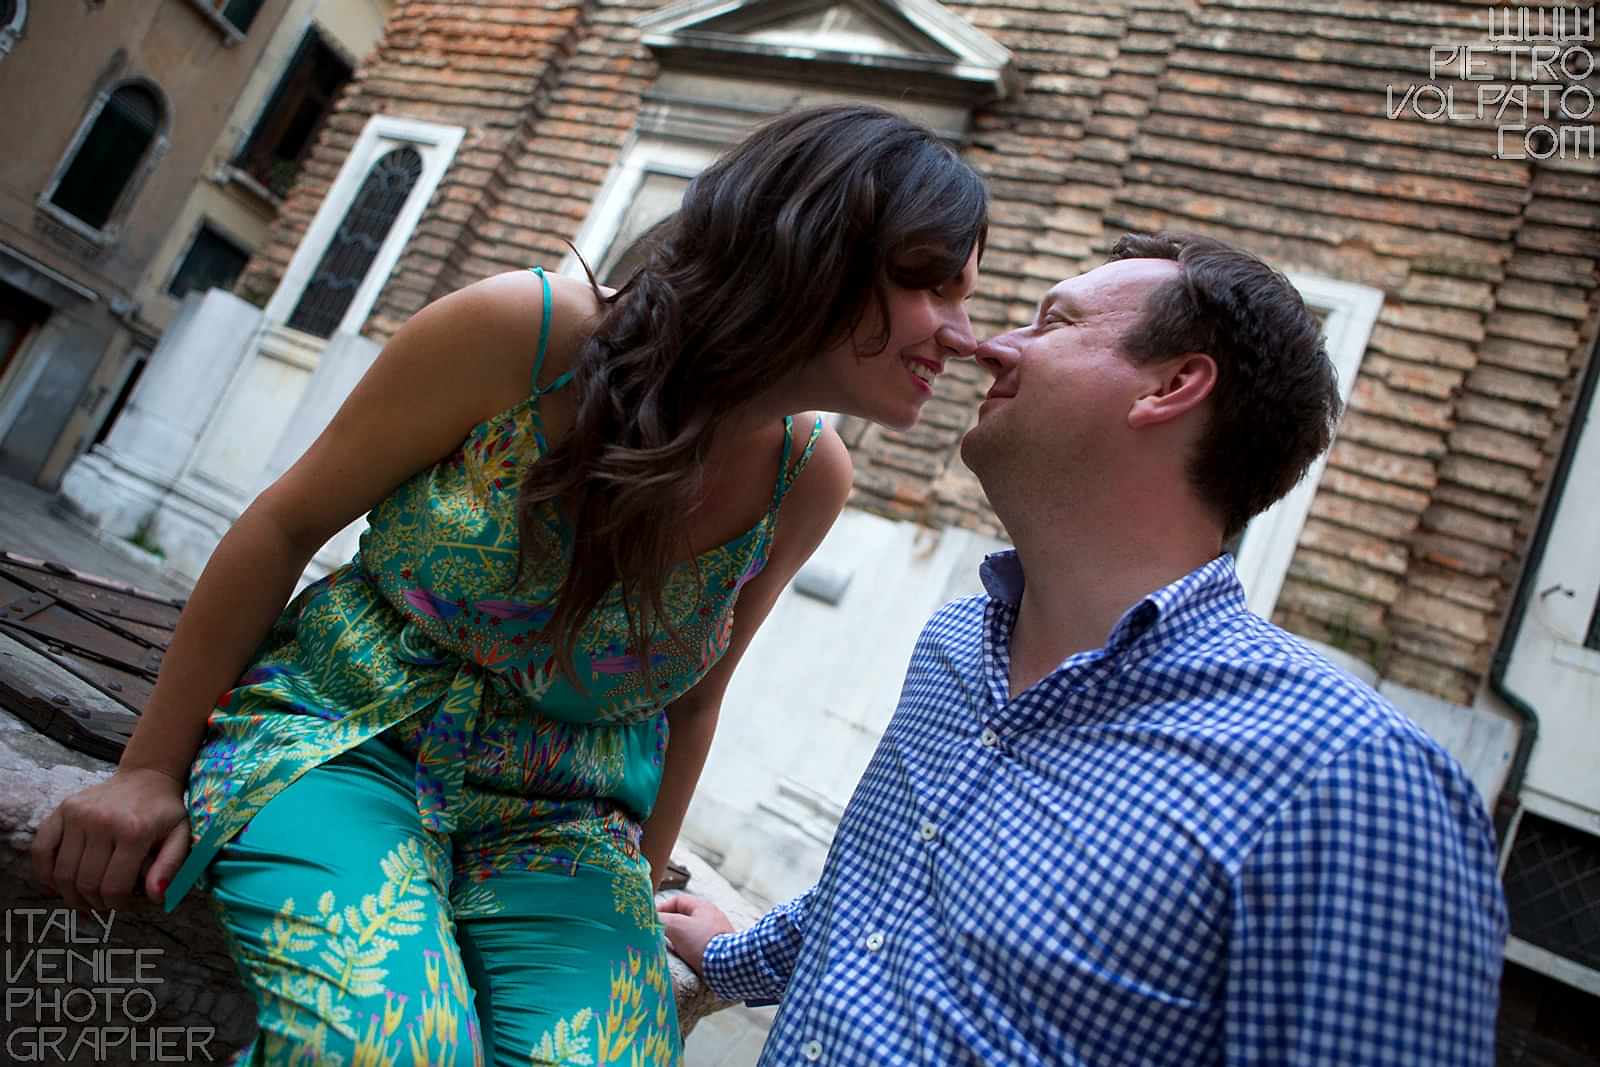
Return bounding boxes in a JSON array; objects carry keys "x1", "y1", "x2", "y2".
[
  {"x1": 640, "y1": 422, "x2": 853, "y2": 888},
  {"x1": 31, "y1": 269, "x2": 591, "y2": 910}
]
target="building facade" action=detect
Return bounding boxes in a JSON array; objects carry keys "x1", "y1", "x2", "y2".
[
  {"x1": 0, "y1": 0, "x2": 388, "y2": 489},
  {"x1": 55, "y1": 0, "x2": 1600, "y2": 1018}
]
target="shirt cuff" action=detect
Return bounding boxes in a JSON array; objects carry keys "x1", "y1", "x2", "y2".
[{"x1": 701, "y1": 929, "x2": 784, "y2": 1004}]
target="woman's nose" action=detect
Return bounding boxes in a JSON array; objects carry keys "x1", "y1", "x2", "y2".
[{"x1": 937, "y1": 319, "x2": 977, "y2": 359}]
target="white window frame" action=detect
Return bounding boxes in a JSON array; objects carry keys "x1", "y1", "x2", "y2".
[
  {"x1": 263, "y1": 115, "x2": 464, "y2": 336},
  {"x1": 566, "y1": 135, "x2": 859, "y2": 441},
  {"x1": 562, "y1": 135, "x2": 715, "y2": 280},
  {"x1": 0, "y1": 0, "x2": 27, "y2": 60},
  {"x1": 1515, "y1": 366, "x2": 1600, "y2": 671},
  {"x1": 36, "y1": 78, "x2": 171, "y2": 247},
  {"x1": 184, "y1": 0, "x2": 252, "y2": 46},
  {"x1": 1233, "y1": 274, "x2": 1382, "y2": 617}
]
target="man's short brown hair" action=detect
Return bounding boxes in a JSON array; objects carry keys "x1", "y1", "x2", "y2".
[{"x1": 1108, "y1": 232, "x2": 1342, "y2": 542}]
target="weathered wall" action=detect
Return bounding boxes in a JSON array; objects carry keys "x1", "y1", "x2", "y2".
[
  {"x1": 0, "y1": 0, "x2": 293, "y2": 290},
  {"x1": 235, "y1": 0, "x2": 1600, "y2": 712}
]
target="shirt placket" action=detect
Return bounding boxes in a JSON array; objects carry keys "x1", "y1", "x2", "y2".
[
  {"x1": 785, "y1": 660, "x2": 983, "y2": 1063},
  {"x1": 982, "y1": 597, "x2": 1116, "y2": 738}
]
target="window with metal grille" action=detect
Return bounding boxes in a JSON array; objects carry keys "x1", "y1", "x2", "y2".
[
  {"x1": 1503, "y1": 812, "x2": 1600, "y2": 973},
  {"x1": 50, "y1": 85, "x2": 162, "y2": 230},
  {"x1": 168, "y1": 224, "x2": 250, "y2": 300},
  {"x1": 236, "y1": 28, "x2": 352, "y2": 198},
  {"x1": 286, "y1": 146, "x2": 422, "y2": 339}
]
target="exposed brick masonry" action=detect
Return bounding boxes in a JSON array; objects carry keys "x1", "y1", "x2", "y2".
[{"x1": 238, "y1": 0, "x2": 1600, "y2": 708}]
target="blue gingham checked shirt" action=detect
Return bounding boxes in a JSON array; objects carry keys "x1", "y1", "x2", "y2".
[{"x1": 702, "y1": 551, "x2": 1507, "y2": 1065}]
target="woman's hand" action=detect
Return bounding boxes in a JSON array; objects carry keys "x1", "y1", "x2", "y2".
[{"x1": 31, "y1": 767, "x2": 191, "y2": 911}]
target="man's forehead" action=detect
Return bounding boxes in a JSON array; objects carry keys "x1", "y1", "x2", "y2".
[{"x1": 1046, "y1": 258, "x2": 1181, "y2": 310}]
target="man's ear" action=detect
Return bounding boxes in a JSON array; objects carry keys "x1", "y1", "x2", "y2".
[{"x1": 1128, "y1": 353, "x2": 1216, "y2": 428}]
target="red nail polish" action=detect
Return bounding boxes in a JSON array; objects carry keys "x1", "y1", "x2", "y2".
[{"x1": 156, "y1": 878, "x2": 170, "y2": 894}]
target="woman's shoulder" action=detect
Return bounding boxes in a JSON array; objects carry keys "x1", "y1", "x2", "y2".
[
  {"x1": 447, "y1": 269, "x2": 607, "y2": 391},
  {"x1": 733, "y1": 414, "x2": 851, "y2": 586},
  {"x1": 777, "y1": 414, "x2": 853, "y2": 522}
]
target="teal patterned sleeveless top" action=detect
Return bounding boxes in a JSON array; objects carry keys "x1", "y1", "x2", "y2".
[{"x1": 165, "y1": 268, "x2": 824, "y2": 910}]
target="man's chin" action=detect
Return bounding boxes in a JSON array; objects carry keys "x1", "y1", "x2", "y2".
[{"x1": 958, "y1": 425, "x2": 993, "y2": 475}]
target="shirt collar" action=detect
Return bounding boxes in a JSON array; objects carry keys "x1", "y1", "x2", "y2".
[
  {"x1": 978, "y1": 548, "x2": 1246, "y2": 659},
  {"x1": 978, "y1": 550, "x2": 1026, "y2": 604}
]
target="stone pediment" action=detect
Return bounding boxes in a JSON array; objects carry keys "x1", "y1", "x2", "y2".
[{"x1": 637, "y1": 0, "x2": 1015, "y2": 104}]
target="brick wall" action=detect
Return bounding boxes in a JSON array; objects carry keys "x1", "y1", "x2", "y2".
[{"x1": 238, "y1": 0, "x2": 1600, "y2": 709}]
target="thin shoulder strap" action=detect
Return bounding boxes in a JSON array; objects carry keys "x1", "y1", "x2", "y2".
[
  {"x1": 770, "y1": 414, "x2": 825, "y2": 511},
  {"x1": 527, "y1": 266, "x2": 573, "y2": 398}
]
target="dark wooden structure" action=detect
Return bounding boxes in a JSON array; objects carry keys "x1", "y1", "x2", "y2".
[{"x1": 0, "y1": 550, "x2": 182, "y2": 763}]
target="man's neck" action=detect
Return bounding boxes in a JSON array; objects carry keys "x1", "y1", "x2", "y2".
[{"x1": 1002, "y1": 504, "x2": 1222, "y2": 699}]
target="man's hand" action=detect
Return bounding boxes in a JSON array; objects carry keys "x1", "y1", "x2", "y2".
[{"x1": 659, "y1": 893, "x2": 735, "y2": 977}]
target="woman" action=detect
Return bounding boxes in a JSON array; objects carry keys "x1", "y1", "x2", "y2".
[{"x1": 32, "y1": 104, "x2": 984, "y2": 1065}]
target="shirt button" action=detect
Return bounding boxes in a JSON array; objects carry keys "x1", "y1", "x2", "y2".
[
  {"x1": 864, "y1": 932, "x2": 885, "y2": 951},
  {"x1": 919, "y1": 819, "x2": 938, "y2": 842},
  {"x1": 802, "y1": 1039, "x2": 823, "y2": 1061},
  {"x1": 979, "y1": 728, "x2": 998, "y2": 748}
]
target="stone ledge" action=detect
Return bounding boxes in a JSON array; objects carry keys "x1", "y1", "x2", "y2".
[
  {"x1": 0, "y1": 706, "x2": 256, "y2": 1066},
  {"x1": 657, "y1": 849, "x2": 770, "y2": 1036}
]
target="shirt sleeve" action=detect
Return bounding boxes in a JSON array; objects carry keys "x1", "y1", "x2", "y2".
[
  {"x1": 700, "y1": 886, "x2": 816, "y2": 1004},
  {"x1": 1224, "y1": 727, "x2": 1508, "y2": 1066}
]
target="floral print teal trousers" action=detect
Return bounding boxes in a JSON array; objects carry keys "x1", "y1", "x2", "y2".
[{"x1": 206, "y1": 735, "x2": 681, "y2": 1067}]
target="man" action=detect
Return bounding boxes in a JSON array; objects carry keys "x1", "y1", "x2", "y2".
[{"x1": 661, "y1": 233, "x2": 1507, "y2": 1065}]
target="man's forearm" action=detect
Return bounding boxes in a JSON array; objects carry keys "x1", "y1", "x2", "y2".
[{"x1": 702, "y1": 886, "x2": 816, "y2": 1002}]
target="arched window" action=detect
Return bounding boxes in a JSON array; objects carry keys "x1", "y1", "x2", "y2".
[
  {"x1": 287, "y1": 146, "x2": 423, "y2": 338},
  {"x1": 1, "y1": 0, "x2": 27, "y2": 61},
  {"x1": 49, "y1": 84, "x2": 164, "y2": 231}
]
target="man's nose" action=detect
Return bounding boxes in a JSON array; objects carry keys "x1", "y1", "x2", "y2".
[{"x1": 973, "y1": 334, "x2": 1018, "y2": 378}]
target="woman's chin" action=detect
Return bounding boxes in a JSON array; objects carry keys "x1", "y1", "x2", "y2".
[
  {"x1": 875, "y1": 399, "x2": 925, "y2": 432},
  {"x1": 834, "y1": 392, "x2": 926, "y2": 432}
]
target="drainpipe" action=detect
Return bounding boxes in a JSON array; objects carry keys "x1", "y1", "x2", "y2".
[{"x1": 1489, "y1": 329, "x2": 1600, "y2": 840}]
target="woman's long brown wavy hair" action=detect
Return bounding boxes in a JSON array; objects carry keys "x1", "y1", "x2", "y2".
[{"x1": 517, "y1": 104, "x2": 989, "y2": 690}]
